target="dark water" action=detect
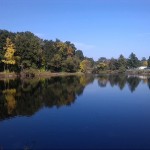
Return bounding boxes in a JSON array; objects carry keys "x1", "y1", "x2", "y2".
[{"x1": 0, "y1": 74, "x2": 150, "y2": 149}]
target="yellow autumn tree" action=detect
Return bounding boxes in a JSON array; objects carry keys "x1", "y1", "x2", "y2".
[
  {"x1": 2, "y1": 38, "x2": 16, "y2": 72},
  {"x1": 3, "y1": 89, "x2": 17, "y2": 115},
  {"x1": 80, "y1": 60, "x2": 91, "y2": 73},
  {"x1": 142, "y1": 61, "x2": 148, "y2": 66}
]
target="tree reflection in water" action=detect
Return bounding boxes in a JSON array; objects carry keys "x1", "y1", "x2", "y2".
[
  {"x1": 97, "y1": 74, "x2": 149, "y2": 92},
  {"x1": 0, "y1": 75, "x2": 94, "y2": 120},
  {"x1": 0, "y1": 74, "x2": 149, "y2": 120}
]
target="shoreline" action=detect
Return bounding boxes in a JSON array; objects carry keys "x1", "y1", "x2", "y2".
[
  {"x1": 0, "y1": 71, "x2": 84, "y2": 80},
  {"x1": 0, "y1": 69, "x2": 150, "y2": 80}
]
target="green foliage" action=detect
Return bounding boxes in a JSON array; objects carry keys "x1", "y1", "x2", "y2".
[
  {"x1": 118, "y1": 54, "x2": 127, "y2": 72},
  {"x1": 42, "y1": 40, "x2": 56, "y2": 70},
  {"x1": 0, "y1": 29, "x2": 148, "y2": 74},
  {"x1": 147, "y1": 56, "x2": 150, "y2": 67},
  {"x1": 118, "y1": 66, "x2": 126, "y2": 73},
  {"x1": 97, "y1": 62, "x2": 108, "y2": 71},
  {"x1": 84, "y1": 57, "x2": 95, "y2": 67},
  {"x1": 127, "y1": 53, "x2": 140, "y2": 69},
  {"x1": 98, "y1": 57, "x2": 107, "y2": 63},
  {"x1": 118, "y1": 55, "x2": 127, "y2": 68},
  {"x1": 0, "y1": 30, "x2": 85, "y2": 73},
  {"x1": 21, "y1": 68, "x2": 38, "y2": 78},
  {"x1": 56, "y1": 40, "x2": 75, "y2": 60},
  {"x1": 62, "y1": 57, "x2": 80, "y2": 72},
  {"x1": 140, "y1": 57, "x2": 147, "y2": 66},
  {"x1": 75, "y1": 50, "x2": 84, "y2": 60},
  {"x1": 15, "y1": 32, "x2": 42, "y2": 70},
  {"x1": 80, "y1": 59, "x2": 92, "y2": 73},
  {"x1": 50, "y1": 54, "x2": 62, "y2": 72},
  {"x1": 109, "y1": 58, "x2": 118, "y2": 70},
  {"x1": 65, "y1": 41, "x2": 76, "y2": 57},
  {"x1": 42, "y1": 39, "x2": 80, "y2": 72}
]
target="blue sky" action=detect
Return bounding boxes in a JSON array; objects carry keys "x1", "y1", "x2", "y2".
[{"x1": 1, "y1": 0, "x2": 150, "y2": 60}]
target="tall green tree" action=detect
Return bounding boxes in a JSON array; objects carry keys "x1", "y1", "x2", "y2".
[
  {"x1": 147, "y1": 56, "x2": 150, "y2": 67},
  {"x1": 65, "y1": 41, "x2": 76, "y2": 57},
  {"x1": 109, "y1": 58, "x2": 118, "y2": 70},
  {"x1": 42, "y1": 40, "x2": 57, "y2": 70},
  {"x1": 75, "y1": 50, "x2": 84, "y2": 61},
  {"x1": 118, "y1": 54, "x2": 127, "y2": 72},
  {"x1": 15, "y1": 32, "x2": 42, "y2": 70},
  {"x1": 98, "y1": 57, "x2": 107, "y2": 63},
  {"x1": 127, "y1": 53, "x2": 140, "y2": 69},
  {"x1": 50, "y1": 54, "x2": 62, "y2": 72}
]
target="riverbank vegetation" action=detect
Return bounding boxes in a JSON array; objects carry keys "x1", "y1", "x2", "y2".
[{"x1": 0, "y1": 29, "x2": 150, "y2": 77}]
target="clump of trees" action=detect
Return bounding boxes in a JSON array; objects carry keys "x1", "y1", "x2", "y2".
[
  {"x1": 0, "y1": 29, "x2": 149, "y2": 74},
  {"x1": 94, "y1": 53, "x2": 149, "y2": 73},
  {"x1": 0, "y1": 30, "x2": 94, "y2": 73}
]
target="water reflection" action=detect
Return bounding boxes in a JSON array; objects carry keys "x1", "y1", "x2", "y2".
[
  {"x1": 148, "y1": 78, "x2": 150, "y2": 89},
  {"x1": 0, "y1": 74, "x2": 150, "y2": 120},
  {"x1": 0, "y1": 74, "x2": 150, "y2": 149},
  {"x1": 0, "y1": 75, "x2": 94, "y2": 120},
  {"x1": 97, "y1": 74, "x2": 150, "y2": 92}
]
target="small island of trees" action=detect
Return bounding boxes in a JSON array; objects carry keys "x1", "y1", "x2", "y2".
[{"x1": 0, "y1": 29, "x2": 150, "y2": 77}]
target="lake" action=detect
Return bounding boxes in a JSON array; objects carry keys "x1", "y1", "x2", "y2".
[{"x1": 0, "y1": 74, "x2": 150, "y2": 149}]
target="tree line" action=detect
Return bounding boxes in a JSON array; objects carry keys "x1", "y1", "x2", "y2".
[
  {"x1": 95, "y1": 54, "x2": 150, "y2": 73},
  {"x1": 0, "y1": 30, "x2": 87, "y2": 73},
  {"x1": 0, "y1": 29, "x2": 150, "y2": 73}
]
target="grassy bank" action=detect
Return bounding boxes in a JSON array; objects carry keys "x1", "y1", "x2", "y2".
[
  {"x1": 98, "y1": 69, "x2": 150, "y2": 76},
  {"x1": 0, "y1": 70, "x2": 84, "y2": 79},
  {"x1": 98, "y1": 70, "x2": 119, "y2": 74},
  {"x1": 126, "y1": 69, "x2": 150, "y2": 76},
  {"x1": 1, "y1": 69, "x2": 150, "y2": 79},
  {"x1": 0, "y1": 72, "x2": 18, "y2": 79}
]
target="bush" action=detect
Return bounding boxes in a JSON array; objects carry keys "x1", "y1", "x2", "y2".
[
  {"x1": 21, "y1": 68, "x2": 38, "y2": 78},
  {"x1": 118, "y1": 66, "x2": 126, "y2": 73}
]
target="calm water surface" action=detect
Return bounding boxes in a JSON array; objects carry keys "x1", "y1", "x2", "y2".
[{"x1": 0, "y1": 75, "x2": 150, "y2": 149}]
